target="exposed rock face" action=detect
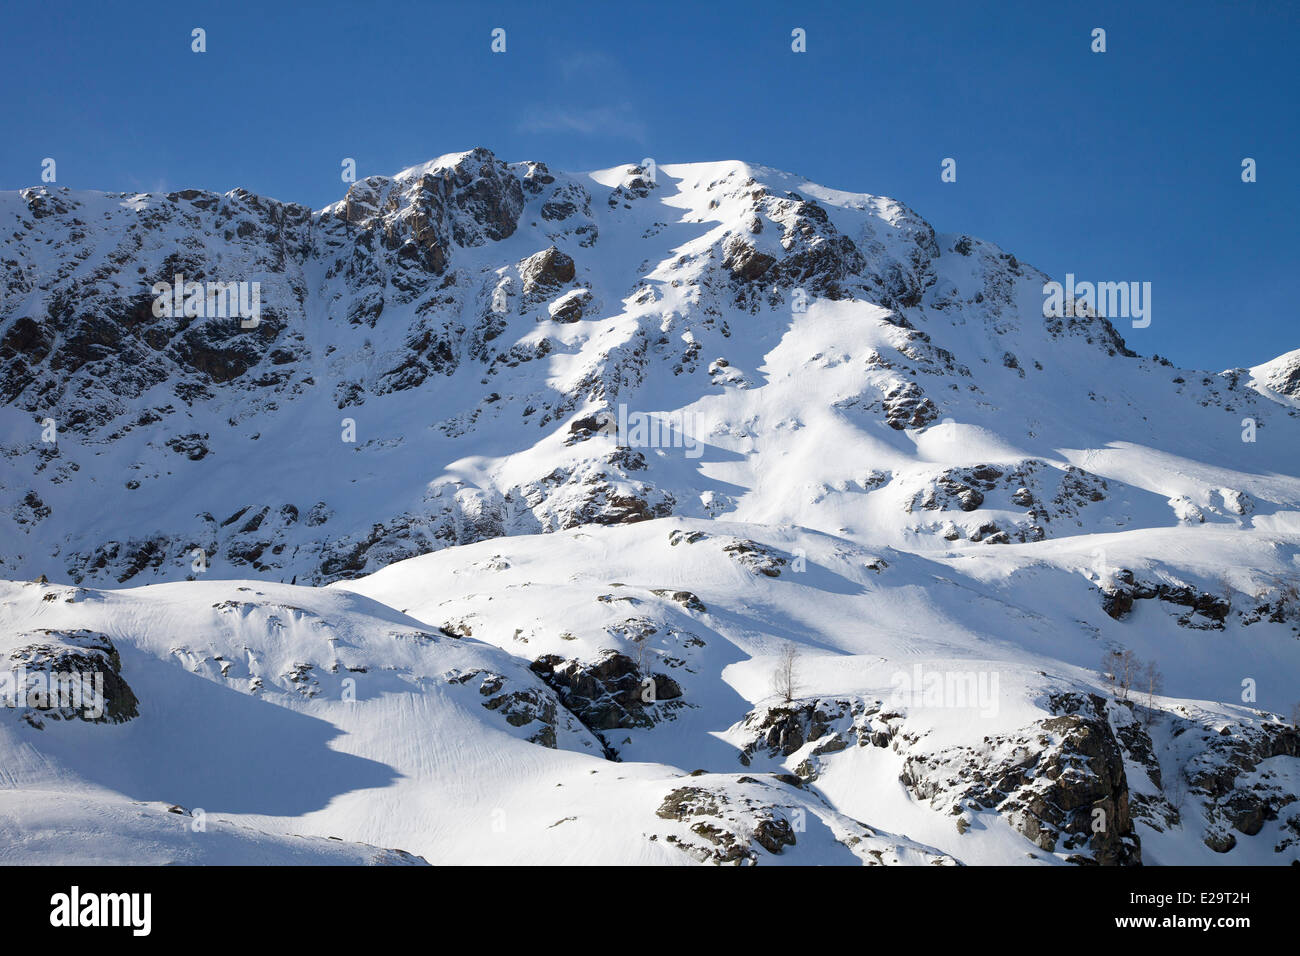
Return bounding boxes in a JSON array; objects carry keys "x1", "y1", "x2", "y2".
[
  {"x1": 912, "y1": 467, "x2": 992, "y2": 513},
  {"x1": 721, "y1": 235, "x2": 778, "y2": 283},
  {"x1": 721, "y1": 539, "x2": 788, "y2": 577},
  {"x1": 2, "y1": 628, "x2": 139, "y2": 725},
  {"x1": 882, "y1": 381, "x2": 939, "y2": 429},
  {"x1": 655, "y1": 784, "x2": 797, "y2": 864},
  {"x1": 519, "y1": 245, "x2": 575, "y2": 296},
  {"x1": 529, "y1": 650, "x2": 683, "y2": 756},
  {"x1": 447, "y1": 666, "x2": 586, "y2": 750},
  {"x1": 1100, "y1": 569, "x2": 1231, "y2": 627},
  {"x1": 731, "y1": 696, "x2": 915, "y2": 787},
  {"x1": 1250, "y1": 348, "x2": 1300, "y2": 398},
  {"x1": 339, "y1": 147, "x2": 524, "y2": 266},
  {"x1": 735, "y1": 698, "x2": 879, "y2": 770},
  {"x1": 899, "y1": 693, "x2": 1141, "y2": 865},
  {"x1": 731, "y1": 692, "x2": 1145, "y2": 864},
  {"x1": 901, "y1": 460, "x2": 1114, "y2": 544},
  {"x1": 547, "y1": 288, "x2": 591, "y2": 323},
  {"x1": 650, "y1": 775, "x2": 958, "y2": 866},
  {"x1": 1181, "y1": 718, "x2": 1299, "y2": 852}
]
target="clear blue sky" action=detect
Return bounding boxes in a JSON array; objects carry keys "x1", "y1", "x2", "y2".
[{"x1": 2, "y1": 0, "x2": 1295, "y2": 370}]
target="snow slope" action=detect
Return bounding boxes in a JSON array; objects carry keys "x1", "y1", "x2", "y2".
[
  {"x1": 0, "y1": 573, "x2": 954, "y2": 865},
  {"x1": 0, "y1": 149, "x2": 1296, "y2": 864}
]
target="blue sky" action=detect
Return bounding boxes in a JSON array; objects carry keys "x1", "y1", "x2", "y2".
[{"x1": 2, "y1": 0, "x2": 1295, "y2": 370}]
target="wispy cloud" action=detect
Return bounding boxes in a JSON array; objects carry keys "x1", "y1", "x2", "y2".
[
  {"x1": 557, "y1": 51, "x2": 621, "y2": 82},
  {"x1": 518, "y1": 50, "x2": 650, "y2": 144},
  {"x1": 518, "y1": 104, "x2": 648, "y2": 144},
  {"x1": 125, "y1": 175, "x2": 169, "y2": 195}
]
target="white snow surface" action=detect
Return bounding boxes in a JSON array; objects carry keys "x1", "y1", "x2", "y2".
[{"x1": 0, "y1": 151, "x2": 1297, "y2": 864}]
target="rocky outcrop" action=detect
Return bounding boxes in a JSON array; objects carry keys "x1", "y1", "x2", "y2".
[
  {"x1": 730, "y1": 696, "x2": 917, "y2": 785},
  {"x1": 529, "y1": 650, "x2": 683, "y2": 757},
  {"x1": 900, "y1": 693, "x2": 1141, "y2": 865},
  {"x1": 736, "y1": 698, "x2": 877, "y2": 769},
  {"x1": 1249, "y1": 348, "x2": 1300, "y2": 398},
  {"x1": 447, "y1": 667, "x2": 581, "y2": 750},
  {"x1": 2, "y1": 628, "x2": 139, "y2": 725},
  {"x1": 519, "y1": 245, "x2": 576, "y2": 297},
  {"x1": 722, "y1": 539, "x2": 788, "y2": 577},
  {"x1": 650, "y1": 774, "x2": 958, "y2": 866},
  {"x1": 735, "y1": 692, "x2": 1145, "y2": 865},
  {"x1": 655, "y1": 783, "x2": 797, "y2": 864},
  {"x1": 882, "y1": 381, "x2": 939, "y2": 429},
  {"x1": 722, "y1": 189, "x2": 869, "y2": 301},
  {"x1": 1180, "y1": 717, "x2": 1299, "y2": 853},
  {"x1": 1100, "y1": 569, "x2": 1230, "y2": 627}
]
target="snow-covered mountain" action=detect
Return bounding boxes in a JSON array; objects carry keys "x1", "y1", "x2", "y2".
[{"x1": 1, "y1": 148, "x2": 1297, "y2": 865}]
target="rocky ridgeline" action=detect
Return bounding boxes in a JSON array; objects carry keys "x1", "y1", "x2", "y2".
[
  {"x1": 727, "y1": 688, "x2": 1297, "y2": 865},
  {"x1": 2, "y1": 146, "x2": 1227, "y2": 587},
  {"x1": 1250, "y1": 348, "x2": 1300, "y2": 399},
  {"x1": 1099, "y1": 569, "x2": 1233, "y2": 630}
]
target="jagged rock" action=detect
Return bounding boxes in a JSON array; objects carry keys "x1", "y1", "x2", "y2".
[
  {"x1": 654, "y1": 784, "x2": 795, "y2": 864},
  {"x1": 731, "y1": 697, "x2": 896, "y2": 783},
  {"x1": 722, "y1": 539, "x2": 787, "y2": 576},
  {"x1": 520, "y1": 246, "x2": 575, "y2": 295},
  {"x1": 2, "y1": 628, "x2": 139, "y2": 724},
  {"x1": 529, "y1": 650, "x2": 683, "y2": 754},
  {"x1": 721, "y1": 235, "x2": 777, "y2": 282},
  {"x1": 4, "y1": 146, "x2": 1298, "y2": 608},
  {"x1": 1180, "y1": 717, "x2": 1299, "y2": 846},
  {"x1": 901, "y1": 693, "x2": 1141, "y2": 865},
  {"x1": 882, "y1": 381, "x2": 939, "y2": 429},
  {"x1": 448, "y1": 667, "x2": 576, "y2": 749},
  {"x1": 547, "y1": 288, "x2": 591, "y2": 323},
  {"x1": 736, "y1": 698, "x2": 865, "y2": 764},
  {"x1": 1101, "y1": 569, "x2": 1230, "y2": 627}
]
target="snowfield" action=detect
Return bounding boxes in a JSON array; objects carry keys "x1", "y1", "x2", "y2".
[{"x1": 0, "y1": 149, "x2": 1296, "y2": 864}]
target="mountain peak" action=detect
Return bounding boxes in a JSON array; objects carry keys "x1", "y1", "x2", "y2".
[
  {"x1": 3, "y1": 148, "x2": 1299, "y2": 868},
  {"x1": 0, "y1": 148, "x2": 1294, "y2": 592},
  {"x1": 1249, "y1": 347, "x2": 1300, "y2": 399}
]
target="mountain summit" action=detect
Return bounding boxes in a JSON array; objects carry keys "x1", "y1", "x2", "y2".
[
  {"x1": 1, "y1": 150, "x2": 1297, "y2": 865},
  {"x1": 2, "y1": 147, "x2": 1294, "y2": 587}
]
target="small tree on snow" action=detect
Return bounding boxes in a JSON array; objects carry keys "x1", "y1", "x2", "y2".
[
  {"x1": 634, "y1": 633, "x2": 650, "y2": 676},
  {"x1": 1263, "y1": 572, "x2": 1300, "y2": 620},
  {"x1": 772, "y1": 644, "x2": 801, "y2": 704},
  {"x1": 1101, "y1": 648, "x2": 1141, "y2": 701},
  {"x1": 1141, "y1": 660, "x2": 1163, "y2": 727},
  {"x1": 1216, "y1": 573, "x2": 1234, "y2": 613},
  {"x1": 1101, "y1": 649, "x2": 1163, "y2": 723},
  {"x1": 1282, "y1": 577, "x2": 1300, "y2": 619}
]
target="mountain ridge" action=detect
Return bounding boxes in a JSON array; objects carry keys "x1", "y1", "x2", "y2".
[
  {"x1": 2, "y1": 148, "x2": 1298, "y2": 866},
  {"x1": 3, "y1": 146, "x2": 1294, "y2": 588}
]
